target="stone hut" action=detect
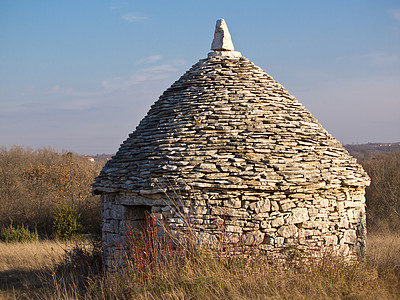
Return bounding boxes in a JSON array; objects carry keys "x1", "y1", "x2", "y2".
[{"x1": 93, "y1": 19, "x2": 370, "y2": 268}]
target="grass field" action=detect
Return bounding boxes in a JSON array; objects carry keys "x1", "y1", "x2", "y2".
[
  {"x1": 0, "y1": 241, "x2": 67, "y2": 299},
  {"x1": 0, "y1": 231, "x2": 399, "y2": 299}
]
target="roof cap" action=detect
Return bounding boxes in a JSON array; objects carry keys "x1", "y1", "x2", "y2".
[{"x1": 209, "y1": 19, "x2": 242, "y2": 58}]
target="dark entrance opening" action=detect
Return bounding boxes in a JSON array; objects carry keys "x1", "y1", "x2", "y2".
[{"x1": 123, "y1": 205, "x2": 152, "y2": 233}]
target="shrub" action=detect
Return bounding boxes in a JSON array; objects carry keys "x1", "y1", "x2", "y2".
[
  {"x1": 53, "y1": 203, "x2": 83, "y2": 240},
  {"x1": 357, "y1": 152, "x2": 400, "y2": 231},
  {"x1": 0, "y1": 221, "x2": 38, "y2": 243},
  {"x1": 0, "y1": 146, "x2": 104, "y2": 235}
]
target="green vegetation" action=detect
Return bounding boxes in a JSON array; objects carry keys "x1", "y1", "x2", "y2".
[
  {"x1": 0, "y1": 221, "x2": 38, "y2": 243},
  {"x1": 53, "y1": 203, "x2": 83, "y2": 240}
]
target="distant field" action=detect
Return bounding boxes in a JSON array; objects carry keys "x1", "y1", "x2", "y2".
[{"x1": 345, "y1": 142, "x2": 400, "y2": 158}]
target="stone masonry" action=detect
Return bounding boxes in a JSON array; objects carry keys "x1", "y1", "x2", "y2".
[{"x1": 93, "y1": 19, "x2": 370, "y2": 269}]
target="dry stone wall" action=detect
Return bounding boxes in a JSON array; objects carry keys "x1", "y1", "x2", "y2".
[{"x1": 101, "y1": 186, "x2": 366, "y2": 269}]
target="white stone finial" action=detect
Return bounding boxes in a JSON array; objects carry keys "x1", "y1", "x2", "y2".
[{"x1": 211, "y1": 19, "x2": 235, "y2": 51}]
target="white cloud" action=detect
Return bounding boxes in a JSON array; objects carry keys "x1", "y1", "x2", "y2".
[
  {"x1": 136, "y1": 55, "x2": 163, "y2": 65},
  {"x1": 23, "y1": 58, "x2": 184, "y2": 99},
  {"x1": 110, "y1": 6, "x2": 122, "y2": 10},
  {"x1": 121, "y1": 13, "x2": 147, "y2": 23},
  {"x1": 101, "y1": 63, "x2": 179, "y2": 91},
  {"x1": 41, "y1": 84, "x2": 106, "y2": 97},
  {"x1": 389, "y1": 8, "x2": 400, "y2": 21}
]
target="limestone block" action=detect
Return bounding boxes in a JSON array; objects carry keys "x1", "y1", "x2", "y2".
[
  {"x1": 320, "y1": 198, "x2": 329, "y2": 208},
  {"x1": 275, "y1": 237, "x2": 285, "y2": 247},
  {"x1": 226, "y1": 225, "x2": 243, "y2": 233},
  {"x1": 195, "y1": 232, "x2": 218, "y2": 248},
  {"x1": 277, "y1": 225, "x2": 298, "y2": 238},
  {"x1": 338, "y1": 244, "x2": 350, "y2": 256},
  {"x1": 103, "y1": 220, "x2": 119, "y2": 233},
  {"x1": 199, "y1": 163, "x2": 218, "y2": 172},
  {"x1": 347, "y1": 209, "x2": 355, "y2": 222},
  {"x1": 103, "y1": 209, "x2": 111, "y2": 220},
  {"x1": 307, "y1": 207, "x2": 318, "y2": 218},
  {"x1": 220, "y1": 232, "x2": 240, "y2": 244},
  {"x1": 303, "y1": 229, "x2": 315, "y2": 237},
  {"x1": 344, "y1": 201, "x2": 359, "y2": 208},
  {"x1": 324, "y1": 235, "x2": 338, "y2": 246},
  {"x1": 353, "y1": 207, "x2": 364, "y2": 221},
  {"x1": 343, "y1": 230, "x2": 357, "y2": 244},
  {"x1": 260, "y1": 221, "x2": 271, "y2": 229},
  {"x1": 224, "y1": 198, "x2": 241, "y2": 208},
  {"x1": 249, "y1": 198, "x2": 271, "y2": 213},
  {"x1": 281, "y1": 201, "x2": 296, "y2": 211},
  {"x1": 271, "y1": 216, "x2": 285, "y2": 227},
  {"x1": 192, "y1": 206, "x2": 207, "y2": 215},
  {"x1": 337, "y1": 201, "x2": 345, "y2": 212},
  {"x1": 111, "y1": 204, "x2": 124, "y2": 220},
  {"x1": 286, "y1": 208, "x2": 309, "y2": 224},
  {"x1": 241, "y1": 231, "x2": 265, "y2": 245},
  {"x1": 339, "y1": 217, "x2": 349, "y2": 228}
]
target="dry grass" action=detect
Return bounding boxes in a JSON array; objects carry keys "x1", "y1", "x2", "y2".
[
  {"x1": 0, "y1": 240, "x2": 67, "y2": 272},
  {"x1": 0, "y1": 240, "x2": 73, "y2": 299},
  {"x1": 1, "y1": 232, "x2": 399, "y2": 300},
  {"x1": 367, "y1": 231, "x2": 400, "y2": 270}
]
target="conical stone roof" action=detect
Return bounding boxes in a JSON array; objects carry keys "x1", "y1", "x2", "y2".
[{"x1": 93, "y1": 20, "x2": 369, "y2": 196}]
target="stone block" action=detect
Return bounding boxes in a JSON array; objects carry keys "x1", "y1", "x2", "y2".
[
  {"x1": 224, "y1": 198, "x2": 241, "y2": 208},
  {"x1": 281, "y1": 201, "x2": 296, "y2": 211},
  {"x1": 103, "y1": 209, "x2": 112, "y2": 220},
  {"x1": 271, "y1": 216, "x2": 284, "y2": 227},
  {"x1": 226, "y1": 225, "x2": 242, "y2": 233},
  {"x1": 103, "y1": 220, "x2": 120, "y2": 234},
  {"x1": 277, "y1": 225, "x2": 298, "y2": 238},
  {"x1": 275, "y1": 237, "x2": 285, "y2": 247},
  {"x1": 286, "y1": 208, "x2": 309, "y2": 224},
  {"x1": 241, "y1": 231, "x2": 265, "y2": 245},
  {"x1": 249, "y1": 198, "x2": 270, "y2": 213},
  {"x1": 111, "y1": 204, "x2": 124, "y2": 220},
  {"x1": 343, "y1": 230, "x2": 357, "y2": 245},
  {"x1": 260, "y1": 221, "x2": 271, "y2": 229},
  {"x1": 263, "y1": 234, "x2": 274, "y2": 245},
  {"x1": 324, "y1": 235, "x2": 338, "y2": 246}
]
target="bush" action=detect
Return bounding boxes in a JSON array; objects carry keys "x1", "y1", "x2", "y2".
[
  {"x1": 357, "y1": 152, "x2": 400, "y2": 231},
  {"x1": 0, "y1": 146, "x2": 104, "y2": 235},
  {"x1": 53, "y1": 203, "x2": 83, "y2": 240},
  {"x1": 0, "y1": 221, "x2": 38, "y2": 243}
]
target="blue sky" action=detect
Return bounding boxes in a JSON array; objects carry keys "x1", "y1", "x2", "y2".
[{"x1": 1, "y1": 1, "x2": 399, "y2": 154}]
